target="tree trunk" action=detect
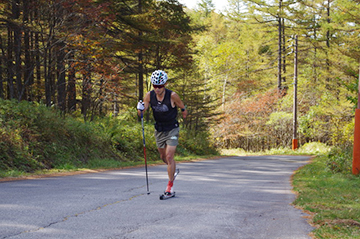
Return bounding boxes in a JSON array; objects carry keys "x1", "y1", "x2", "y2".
[
  {"x1": 12, "y1": 0, "x2": 22, "y2": 101},
  {"x1": 67, "y1": 52, "x2": 76, "y2": 112},
  {"x1": 23, "y1": 0, "x2": 31, "y2": 101},
  {"x1": 222, "y1": 74, "x2": 227, "y2": 112},
  {"x1": 0, "y1": 37, "x2": 4, "y2": 99},
  {"x1": 282, "y1": 17, "x2": 286, "y2": 85},
  {"x1": 57, "y1": 44, "x2": 66, "y2": 112},
  {"x1": 35, "y1": 32, "x2": 41, "y2": 102},
  {"x1": 7, "y1": 27, "x2": 14, "y2": 99},
  {"x1": 81, "y1": 65, "x2": 92, "y2": 121},
  {"x1": 99, "y1": 78, "x2": 104, "y2": 116},
  {"x1": 44, "y1": 47, "x2": 51, "y2": 106}
]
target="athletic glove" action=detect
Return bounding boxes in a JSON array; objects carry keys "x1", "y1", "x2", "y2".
[{"x1": 137, "y1": 101, "x2": 145, "y2": 111}]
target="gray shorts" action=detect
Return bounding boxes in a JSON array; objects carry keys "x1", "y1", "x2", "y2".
[{"x1": 154, "y1": 127, "x2": 180, "y2": 148}]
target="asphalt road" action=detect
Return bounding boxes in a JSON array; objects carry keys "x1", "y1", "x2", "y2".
[{"x1": 0, "y1": 156, "x2": 314, "y2": 239}]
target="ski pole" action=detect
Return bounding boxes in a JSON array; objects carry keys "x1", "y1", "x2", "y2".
[{"x1": 141, "y1": 110, "x2": 150, "y2": 195}]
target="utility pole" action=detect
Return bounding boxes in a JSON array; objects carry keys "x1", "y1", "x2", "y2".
[
  {"x1": 278, "y1": 0, "x2": 282, "y2": 93},
  {"x1": 352, "y1": 60, "x2": 360, "y2": 175},
  {"x1": 292, "y1": 35, "x2": 298, "y2": 150}
]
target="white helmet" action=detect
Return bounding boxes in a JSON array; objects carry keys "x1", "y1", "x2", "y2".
[{"x1": 150, "y1": 70, "x2": 168, "y2": 85}]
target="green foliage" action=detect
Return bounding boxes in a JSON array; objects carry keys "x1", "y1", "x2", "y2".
[
  {"x1": 0, "y1": 99, "x2": 218, "y2": 177},
  {"x1": 221, "y1": 142, "x2": 332, "y2": 156},
  {"x1": 0, "y1": 99, "x2": 121, "y2": 172},
  {"x1": 191, "y1": 10, "x2": 277, "y2": 112},
  {"x1": 300, "y1": 142, "x2": 332, "y2": 155},
  {"x1": 293, "y1": 155, "x2": 360, "y2": 239},
  {"x1": 326, "y1": 147, "x2": 353, "y2": 174},
  {"x1": 267, "y1": 111, "x2": 293, "y2": 127},
  {"x1": 266, "y1": 111, "x2": 293, "y2": 146},
  {"x1": 266, "y1": 142, "x2": 332, "y2": 156},
  {"x1": 201, "y1": 0, "x2": 359, "y2": 153},
  {"x1": 342, "y1": 74, "x2": 359, "y2": 110},
  {"x1": 179, "y1": 130, "x2": 218, "y2": 156},
  {"x1": 298, "y1": 101, "x2": 354, "y2": 147},
  {"x1": 299, "y1": 107, "x2": 331, "y2": 143},
  {"x1": 96, "y1": 116, "x2": 159, "y2": 162}
]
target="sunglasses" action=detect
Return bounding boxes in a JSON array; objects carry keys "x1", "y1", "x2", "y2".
[{"x1": 153, "y1": 85, "x2": 165, "y2": 89}]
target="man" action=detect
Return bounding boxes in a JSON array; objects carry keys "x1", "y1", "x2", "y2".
[{"x1": 137, "y1": 70, "x2": 187, "y2": 197}]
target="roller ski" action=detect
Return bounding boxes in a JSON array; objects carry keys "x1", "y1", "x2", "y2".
[
  {"x1": 160, "y1": 191, "x2": 175, "y2": 200},
  {"x1": 159, "y1": 169, "x2": 179, "y2": 200}
]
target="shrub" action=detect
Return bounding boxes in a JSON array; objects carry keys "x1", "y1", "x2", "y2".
[
  {"x1": 0, "y1": 99, "x2": 123, "y2": 173},
  {"x1": 179, "y1": 130, "x2": 219, "y2": 156},
  {"x1": 0, "y1": 99, "x2": 219, "y2": 176},
  {"x1": 326, "y1": 146, "x2": 353, "y2": 174}
]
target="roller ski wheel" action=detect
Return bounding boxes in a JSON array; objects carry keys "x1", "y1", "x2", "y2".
[{"x1": 159, "y1": 192, "x2": 175, "y2": 200}]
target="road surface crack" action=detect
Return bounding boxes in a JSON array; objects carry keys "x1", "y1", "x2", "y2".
[{"x1": 2, "y1": 193, "x2": 144, "y2": 239}]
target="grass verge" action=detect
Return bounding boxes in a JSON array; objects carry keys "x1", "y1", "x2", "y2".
[{"x1": 292, "y1": 155, "x2": 360, "y2": 239}]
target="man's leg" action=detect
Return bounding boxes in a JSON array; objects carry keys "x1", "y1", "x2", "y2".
[
  {"x1": 158, "y1": 148, "x2": 167, "y2": 164},
  {"x1": 158, "y1": 145, "x2": 177, "y2": 193},
  {"x1": 156, "y1": 127, "x2": 179, "y2": 194},
  {"x1": 157, "y1": 145, "x2": 177, "y2": 181},
  {"x1": 165, "y1": 145, "x2": 177, "y2": 181}
]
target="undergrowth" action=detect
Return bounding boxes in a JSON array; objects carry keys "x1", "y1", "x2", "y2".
[
  {"x1": 326, "y1": 146, "x2": 353, "y2": 174},
  {"x1": 221, "y1": 142, "x2": 332, "y2": 156},
  {"x1": 0, "y1": 99, "x2": 218, "y2": 178}
]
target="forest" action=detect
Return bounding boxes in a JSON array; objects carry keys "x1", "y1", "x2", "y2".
[{"x1": 0, "y1": 0, "x2": 359, "y2": 154}]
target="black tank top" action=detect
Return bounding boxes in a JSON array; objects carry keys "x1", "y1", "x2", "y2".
[{"x1": 150, "y1": 89, "x2": 179, "y2": 132}]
